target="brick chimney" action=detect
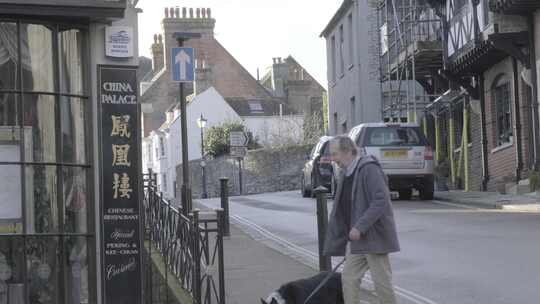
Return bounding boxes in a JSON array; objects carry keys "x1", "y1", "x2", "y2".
[
  {"x1": 271, "y1": 57, "x2": 289, "y2": 97},
  {"x1": 151, "y1": 34, "x2": 164, "y2": 71},
  {"x1": 162, "y1": 7, "x2": 216, "y2": 71},
  {"x1": 194, "y1": 56, "x2": 213, "y2": 95}
]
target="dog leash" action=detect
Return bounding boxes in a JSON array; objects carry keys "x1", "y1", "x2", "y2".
[{"x1": 302, "y1": 257, "x2": 346, "y2": 304}]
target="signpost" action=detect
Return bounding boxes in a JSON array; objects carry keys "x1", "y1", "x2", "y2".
[
  {"x1": 229, "y1": 131, "x2": 249, "y2": 194},
  {"x1": 99, "y1": 65, "x2": 142, "y2": 304},
  {"x1": 171, "y1": 32, "x2": 201, "y2": 215}
]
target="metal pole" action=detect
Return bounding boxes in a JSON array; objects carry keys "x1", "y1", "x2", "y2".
[
  {"x1": 220, "y1": 177, "x2": 230, "y2": 236},
  {"x1": 177, "y1": 37, "x2": 192, "y2": 215},
  {"x1": 463, "y1": 98, "x2": 470, "y2": 191},
  {"x1": 314, "y1": 186, "x2": 331, "y2": 271},
  {"x1": 238, "y1": 158, "x2": 243, "y2": 195},
  {"x1": 201, "y1": 126, "x2": 208, "y2": 199},
  {"x1": 216, "y1": 209, "x2": 226, "y2": 304},
  {"x1": 192, "y1": 210, "x2": 201, "y2": 304}
]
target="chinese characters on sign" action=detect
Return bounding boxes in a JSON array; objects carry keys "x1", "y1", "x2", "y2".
[{"x1": 99, "y1": 66, "x2": 142, "y2": 304}]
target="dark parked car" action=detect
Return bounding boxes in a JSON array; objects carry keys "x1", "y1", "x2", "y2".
[{"x1": 301, "y1": 136, "x2": 334, "y2": 197}]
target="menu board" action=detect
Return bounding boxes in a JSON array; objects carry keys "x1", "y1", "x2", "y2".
[{"x1": 98, "y1": 65, "x2": 142, "y2": 304}]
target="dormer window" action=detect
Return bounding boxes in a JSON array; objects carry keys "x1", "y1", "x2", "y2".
[{"x1": 248, "y1": 101, "x2": 264, "y2": 114}]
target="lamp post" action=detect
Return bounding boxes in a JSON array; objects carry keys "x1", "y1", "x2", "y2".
[{"x1": 197, "y1": 114, "x2": 208, "y2": 199}]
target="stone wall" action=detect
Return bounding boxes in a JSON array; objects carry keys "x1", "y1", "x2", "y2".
[{"x1": 176, "y1": 145, "x2": 311, "y2": 198}]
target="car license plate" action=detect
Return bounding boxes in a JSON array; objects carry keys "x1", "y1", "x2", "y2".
[{"x1": 383, "y1": 150, "x2": 408, "y2": 158}]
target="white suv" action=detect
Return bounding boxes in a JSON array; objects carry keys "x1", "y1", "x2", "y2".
[{"x1": 348, "y1": 122, "x2": 434, "y2": 200}]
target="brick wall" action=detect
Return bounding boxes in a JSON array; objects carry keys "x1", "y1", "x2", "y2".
[
  {"x1": 482, "y1": 57, "x2": 532, "y2": 191},
  {"x1": 468, "y1": 104, "x2": 483, "y2": 191}
]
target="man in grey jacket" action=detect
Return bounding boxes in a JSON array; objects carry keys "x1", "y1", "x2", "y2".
[{"x1": 324, "y1": 136, "x2": 400, "y2": 304}]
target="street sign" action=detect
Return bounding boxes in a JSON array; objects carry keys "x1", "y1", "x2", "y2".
[
  {"x1": 171, "y1": 47, "x2": 194, "y2": 82},
  {"x1": 229, "y1": 131, "x2": 249, "y2": 147},
  {"x1": 230, "y1": 146, "x2": 247, "y2": 158}
]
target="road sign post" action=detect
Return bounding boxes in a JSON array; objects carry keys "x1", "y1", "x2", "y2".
[
  {"x1": 172, "y1": 32, "x2": 200, "y2": 214},
  {"x1": 229, "y1": 131, "x2": 249, "y2": 194}
]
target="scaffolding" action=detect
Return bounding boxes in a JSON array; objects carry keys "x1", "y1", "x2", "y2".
[{"x1": 377, "y1": 0, "x2": 443, "y2": 123}]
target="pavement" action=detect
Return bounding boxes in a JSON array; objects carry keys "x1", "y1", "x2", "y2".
[
  {"x1": 434, "y1": 190, "x2": 540, "y2": 212},
  {"x1": 194, "y1": 201, "x2": 318, "y2": 304}
]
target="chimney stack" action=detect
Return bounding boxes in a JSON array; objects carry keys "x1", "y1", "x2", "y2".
[
  {"x1": 162, "y1": 7, "x2": 216, "y2": 70},
  {"x1": 151, "y1": 33, "x2": 164, "y2": 72}
]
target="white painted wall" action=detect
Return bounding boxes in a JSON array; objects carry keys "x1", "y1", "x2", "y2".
[
  {"x1": 326, "y1": 0, "x2": 382, "y2": 135},
  {"x1": 144, "y1": 87, "x2": 241, "y2": 199},
  {"x1": 243, "y1": 115, "x2": 304, "y2": 147}
]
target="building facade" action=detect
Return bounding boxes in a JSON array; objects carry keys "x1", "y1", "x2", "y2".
[
  {"x1": 321, "y1": 0, "x2": 383, "y2": 135},
  {"x1": 397, "y1": 0, "x2": 540, "y2": 192},
  {"x1": 142, "y1": 87, "x2": 304, "y2": 200},
  {"x1": 0, "y1": 1, "x2": 141, "y2": 303}
]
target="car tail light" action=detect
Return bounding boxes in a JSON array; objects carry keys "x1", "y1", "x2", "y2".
[
  {"x1": 319, "y1": 156, "x2": 332, "y2": 164},
  {"x1": 424, "y1": 146, "x2": 433, "y2": 160}
]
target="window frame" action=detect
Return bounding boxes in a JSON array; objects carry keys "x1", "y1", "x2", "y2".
[
  {"x1": 0, "y1": 18, "x2": 94, "y2": 304},
  {"x1": 492, "y1": 76, "x2": 512, "y2": 148}
]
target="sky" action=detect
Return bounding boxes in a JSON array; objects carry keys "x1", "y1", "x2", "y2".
[{"x1": 137, "y1": 0, "x2": 343, "y2": 88}]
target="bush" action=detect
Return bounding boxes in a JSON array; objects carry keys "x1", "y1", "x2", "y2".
[{"x1": 203, "y1": 121, "x2": 260, "y2": 158}]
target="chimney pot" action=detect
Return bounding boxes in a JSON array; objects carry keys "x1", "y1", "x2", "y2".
[
  {"x1": 153, "y1": 34, "x2": 158, "y2": 43},
  {"x1": 207, "y1": 8, "x2": 212, "y2": 18},
  {"x1": 158, "y1": 34, "x2": 163, "y2": 44},
  {"x1": 196, "y1": 8, "x2": 201, "y2": 18},
  {"x1": 175, "y1": 7, "x2": 180, "y2": 18},
  {"x1": 169, "y1": 7, "x2": 174, "y2": 18},
  {"x1": 182, "y1": 7, "x2": 187, "y2": 18},
  {"x1": 189, "y1": 8, "x2": 194, "y2": 18},
  {"x1": 202, "y1": 8, "x2": 207, "y2": 18},
  {"x1": 164, "y1": 7, "x2": 169, "y2": 18}
]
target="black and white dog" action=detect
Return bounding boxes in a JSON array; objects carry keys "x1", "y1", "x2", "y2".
[{"x1": 261, "y1": 272, "x2": 344, "y2": 304}]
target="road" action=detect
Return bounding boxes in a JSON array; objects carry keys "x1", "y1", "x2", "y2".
[{"x1": 199, "y1": 191, "x2": 540, "y2": 304}]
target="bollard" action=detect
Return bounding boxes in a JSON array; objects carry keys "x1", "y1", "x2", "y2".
[
  {"x1": 314, "y1": 186, "x2": 331, "y2": 272},
  {"x1": 219, "y1": 177, "x2": 230, "y2": 236}
]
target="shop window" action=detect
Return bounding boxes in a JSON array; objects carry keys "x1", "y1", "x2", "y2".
[
  {"x1": 492, "y1": 75, "x2": 512, "y2": 146},
  {"x1": 0, "y1": 20, "x2": 90, "y2": 304}
]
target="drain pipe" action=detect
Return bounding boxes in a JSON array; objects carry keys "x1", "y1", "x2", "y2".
[
  {"x1": 512, "y1": 58, "x2": 524, "y2": 182},
  {"x1": 528, "y1": 14, "x2": 540, "y2": 171},
  {"x1": 479, "y1": 74, "x2": 489, "y2": 190}
]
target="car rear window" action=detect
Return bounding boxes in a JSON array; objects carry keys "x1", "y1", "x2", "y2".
[
  {"x1": 320, "y1": 142, "x2": 331, "y2": 156},
  {"x1": 363, "y1": 127, "x2": 427, "y2": 147}
]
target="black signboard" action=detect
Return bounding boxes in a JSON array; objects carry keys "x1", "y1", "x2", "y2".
[{"x1": 99, "y1": 65, "x2": 142, "y2": 304}]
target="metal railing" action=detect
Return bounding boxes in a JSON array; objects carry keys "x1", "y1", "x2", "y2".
[{"x1": 143, "y1": 171, "x2": 226, "y2": 304}]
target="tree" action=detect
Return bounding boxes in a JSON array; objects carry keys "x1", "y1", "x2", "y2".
[{"x1": 203, "y1": 121, "x2": 260, "y2": 158}]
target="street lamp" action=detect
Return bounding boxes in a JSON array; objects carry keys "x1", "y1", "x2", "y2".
[{"x1": 197, "y1": 114, "x2": 208, "y2": 199}]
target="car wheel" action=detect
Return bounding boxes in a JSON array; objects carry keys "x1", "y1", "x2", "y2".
[
  {"x1": 420, "y1": 183, "x2": 434, "y2": 200},
  {"x1": 399, "y1": 189, "x2": 412, "y2": 200},
  {"x1": 301, "y1": 175, "x2": 310, "y2": 198}
]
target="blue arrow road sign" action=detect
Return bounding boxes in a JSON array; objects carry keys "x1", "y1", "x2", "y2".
[{"x1": 171, "y1": 47, "x2": 194, "y2": 82}]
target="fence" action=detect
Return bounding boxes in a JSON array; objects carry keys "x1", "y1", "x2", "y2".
[{"x1": 143, "y1": 172, "x2": 226, "y2": 304}]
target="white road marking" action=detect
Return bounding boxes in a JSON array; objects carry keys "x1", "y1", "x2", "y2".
[{"x1": 430, "y1": 200, "x2": 479, "y2": 209}]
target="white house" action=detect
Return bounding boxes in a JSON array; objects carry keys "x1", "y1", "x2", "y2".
[{"x1": 142, "y1": 87, "x2": 303, "y2": 199}]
